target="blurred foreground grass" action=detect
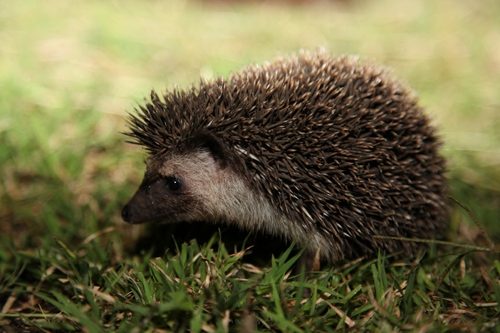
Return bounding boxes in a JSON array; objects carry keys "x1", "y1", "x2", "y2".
[{"x1": 0, "y1": 0, "x2": 499, "y2": 331}]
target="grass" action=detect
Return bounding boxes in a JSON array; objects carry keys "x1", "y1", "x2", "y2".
[{"x1": 0, "y1": 0, "x2": 499, "y2": 331}]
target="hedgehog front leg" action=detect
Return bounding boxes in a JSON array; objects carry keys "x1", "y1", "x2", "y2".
[{"x1": 294, "y1": 248, "x2": 321, "y2": 274}]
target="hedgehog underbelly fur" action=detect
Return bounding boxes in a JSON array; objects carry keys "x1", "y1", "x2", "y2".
[{"x1": 121, "y1": 52, "x2": 449, "y2": 263}]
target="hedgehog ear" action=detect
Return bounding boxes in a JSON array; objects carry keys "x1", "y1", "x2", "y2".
[{"x1": 188, "y1": 131, "x2": 228, "y2": 167}]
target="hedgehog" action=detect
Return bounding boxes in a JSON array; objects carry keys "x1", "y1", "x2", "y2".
[{"x1": 121, "y1": 52, "x2": 448, "y2": 266}]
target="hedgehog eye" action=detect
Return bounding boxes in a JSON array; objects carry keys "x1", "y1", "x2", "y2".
[{"x1": 165, "y1": 176, "x2": 182, "y2": 192}]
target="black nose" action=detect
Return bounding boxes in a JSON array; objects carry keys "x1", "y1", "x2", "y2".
[{"x1": 121, "y1": 204, "x2": 131, "y2": 222}]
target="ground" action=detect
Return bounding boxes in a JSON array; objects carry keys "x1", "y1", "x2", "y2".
[{"x1": 0, "y1": 0, "x2": 499, "y2": 331}]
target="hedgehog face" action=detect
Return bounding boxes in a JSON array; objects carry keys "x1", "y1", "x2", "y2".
[
  {"x1": 121, "y1": 131, "x2": 255, "y2": 227},
  {"x1": 121, "y1": 149, "x2": 219, "y2": 224}
]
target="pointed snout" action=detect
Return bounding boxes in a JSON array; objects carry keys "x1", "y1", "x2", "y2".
[
  {"x1": 122, "y1": 176, "x2": 190, "y2": 224},
  {"x1": 121, "y1": 189, "x2": 151, "y2": 224},
  {"x1": 121, "y1": 203, "x2": 133, "y2": 223},
  {"x1": 121, "y1": 183, "x2": 171, "y2": 224},
  {"x1": 121, "y1": 200, "x2": 143, "y2": 224}
]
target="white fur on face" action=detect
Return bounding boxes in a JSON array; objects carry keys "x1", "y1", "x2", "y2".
[{"x1": 153, "y1": 150, "x2": 331, "y2": 258}]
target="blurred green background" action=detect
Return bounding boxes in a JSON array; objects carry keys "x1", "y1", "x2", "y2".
[{"x1": 0, "y1": 0, "x2": 499, "y2": 248}]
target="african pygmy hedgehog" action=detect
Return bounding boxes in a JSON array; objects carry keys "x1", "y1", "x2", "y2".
[{"x1": 121, "y1": 52, "x2": 449, "y2": 265}]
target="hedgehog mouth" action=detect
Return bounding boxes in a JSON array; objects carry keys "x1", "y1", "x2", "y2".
[
  {"x1": 121, "y1": 202, "x2": 185, "y2": 225},
  {"x1": 121, "y1": 212, "x2": 177, "y2": 225},
  {"x1": 121, "y1": 202, "x2": 150, "y2": 224}
]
